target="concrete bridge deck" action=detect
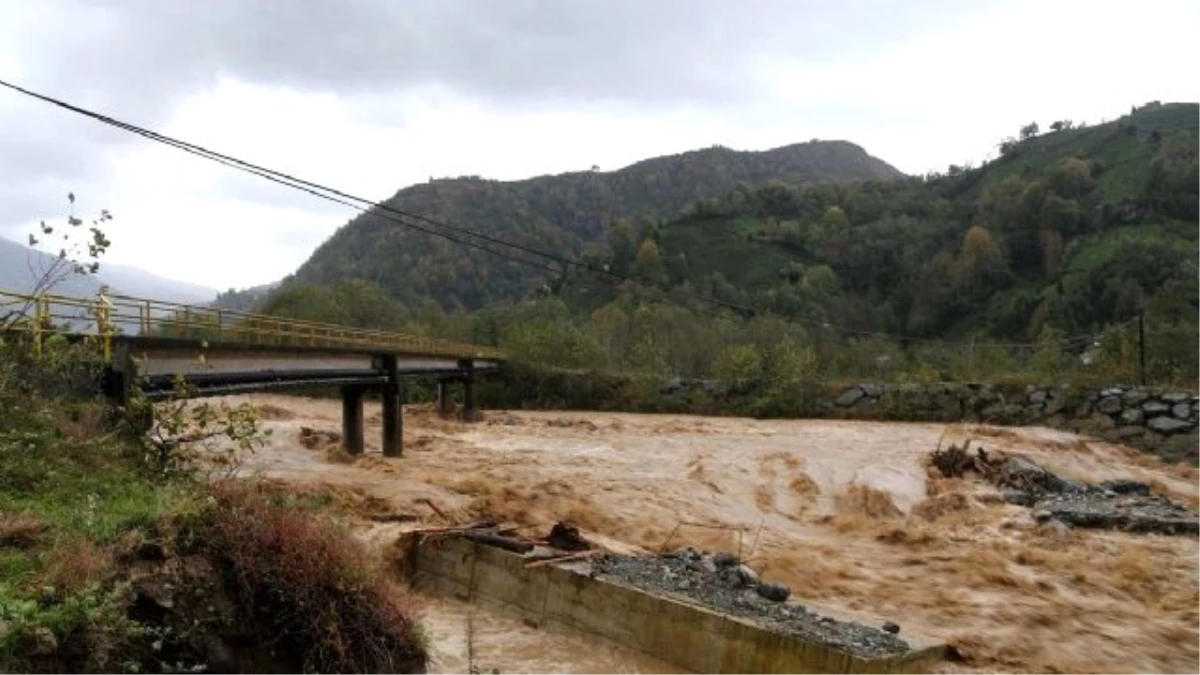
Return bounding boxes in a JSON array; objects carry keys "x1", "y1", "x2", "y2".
[{"x1": 2, "y1": 288, "x2": 505, "y2": 457}]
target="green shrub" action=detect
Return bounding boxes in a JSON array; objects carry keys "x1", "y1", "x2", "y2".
[{"x1": 200, "y1": 481, "x2": 426, "y2": 673}]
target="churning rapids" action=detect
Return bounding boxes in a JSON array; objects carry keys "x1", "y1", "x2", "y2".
[{"x1": 204, "y1": 394, "x2": 1198, "y2": 674}]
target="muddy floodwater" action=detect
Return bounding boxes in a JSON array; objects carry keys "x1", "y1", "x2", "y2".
[{"x1": 218, "y1": 395, "x2": 1199, "y2": 674}]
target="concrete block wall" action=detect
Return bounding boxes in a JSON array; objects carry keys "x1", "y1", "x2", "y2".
[{"x1": 406, "y1": 535, "x2": 945, "y2": 674}]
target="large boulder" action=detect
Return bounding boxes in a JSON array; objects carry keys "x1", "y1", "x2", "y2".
[
  {"x1": 1143, "y1": 401, "x2": 1170, "y2": 416},
  {"x1": 1148, "y1": 416, "x2": 1193, "y2": 435},
  {"x1": 835, "y1": 387, "x2": 865, "y2": 407},
  {"x1": 1096, "y1": 396, "x2": 1123, "y2": 415},
  {"x1": 1119, "y1": 408, "x2": 1144, "y2": 425}
]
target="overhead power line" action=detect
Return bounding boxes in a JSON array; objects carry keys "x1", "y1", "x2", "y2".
[
  {"x1": 0, "y1": 77, "x2": 760, "y2": 316},
  {"x1": 0, "y1": 77, "x2": 1118, "y2": 350}
]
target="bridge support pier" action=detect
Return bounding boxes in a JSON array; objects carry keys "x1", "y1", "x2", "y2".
[
  {"x1": 459, "y1": 360, "x2": 477, "y2": 423},
  {"x1": 381, "y1": 356, "x2": 403, "y2": 458},
  {"x1": 435, "y1": 380, "x2": 453, "y2": 419},
  {"x1": 341, "y1": 385, "x2": 365, "y2": 455},
  {"x1": 462, "y1": 378, "x2": 477, "y2": 422}
]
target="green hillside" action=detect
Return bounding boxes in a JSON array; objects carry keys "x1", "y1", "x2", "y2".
[
  {"x1": 260, "y1": 102, "x2": 1197, "y2": 386},
  {"x1": 287, "y1": 141, "x2": 902, "y2": 310},
  {"x1": 565, "y1": 102, "x2": 1199, "y2": 340}
]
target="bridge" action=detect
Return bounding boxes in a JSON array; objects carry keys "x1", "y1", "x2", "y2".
[{"x1": 1, "y1": 288, "x2": 505, "y2": 457}]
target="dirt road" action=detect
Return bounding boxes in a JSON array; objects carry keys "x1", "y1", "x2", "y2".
[{"x1": 223, "y1": 395, "x2": 1199, "y2": 674}]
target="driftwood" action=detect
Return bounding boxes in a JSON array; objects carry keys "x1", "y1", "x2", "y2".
[
  {"x1": 409, "y1": 519, "x2": 498, "y2": 536},
  {"x1": 494, "y1": 521, "x2": 524, "y2": 536},
  {"x1": 523, "y1": 550, "x2": 600, "y2": 569},
  {"x1": 416, "y1": 497, "x2": 448, "y2": 519},
  {"x1": 365, "y1": 513, "x2": 420, "y2": 523},
  {"x1": 408, "y1": 518, "x2": 535, "y2": 554},
  {"x1": 462, "y1": 530, "x2": 534, "y2": 554},
  {"x1": 930, "y1": 440, "x2": 992, "y2": 478}
]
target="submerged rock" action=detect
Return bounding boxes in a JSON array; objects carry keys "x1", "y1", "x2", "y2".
[
  {"x1": 712, "y1": 552, "x2": 739, "y2": 568},
  {"x1": 756, "y1": 582, "x2": 791, "y2": 602}
]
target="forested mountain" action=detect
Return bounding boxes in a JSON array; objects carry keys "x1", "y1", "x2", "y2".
[
  {"x1": 565, "y1": 102, "x2": 1198, "y2": 342},
  {"x1": 211, "y1": 282, "x2": 280, "y2": 312},
  {"x1": 288, "y1": 141, "x2": 902, "y2": 309},
  {"x1": 261, "y1": 102, "x2": 1197, "y2": 385}
]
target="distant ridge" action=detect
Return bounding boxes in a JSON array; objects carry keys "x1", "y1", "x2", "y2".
[
  {"x1": 0, "y1": 236, "x2": 218, "y2": 304},
  {"x1": 288, "y1": 140, "x2": 902, "y2": 309}
]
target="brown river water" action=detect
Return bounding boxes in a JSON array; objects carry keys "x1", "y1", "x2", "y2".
[{"x1": 209, "y1": 394, "x2": 1199, "y2": 674}]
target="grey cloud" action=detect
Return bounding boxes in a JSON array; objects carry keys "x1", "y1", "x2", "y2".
[
  {"x1": 205, "y1": 172, "x2": 360, "y2": 217},
  {"x1": 17, "y1": 0, "x2": 985, "y2": 112},
  {"x1": 0, "y1": 0, "x2": 983, "y2": 259}
]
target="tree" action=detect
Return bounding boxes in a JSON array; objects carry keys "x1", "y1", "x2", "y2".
[
  {"x1": 1038, "y1": 193, "x2": 1081, "y2": 236},
  {"x1": 631, "y1": 239, "x2": 668, "y2": 286},
  {"x1": 1038, "y1": 227, "x2": 1065, "y2": 277},
  {"x1": 3, "y1": 193, "x2": 112, "y2": 329},
  {"x1": 712, "y1": 344, "x2": 763, "y2": 381},
  {"x1": 952, "y1": 225, "x2": 1010, "y2": 298},
  {"x1": 1047, "y1": 157, "x2": 1095, "y2": 200},
  {"x1": 25, "y1": 193, "x2": 111, "y2": 295},
  {"x1": 1019, "y1": 122, "x2": 1040, "y2": 140},
  {"x1": 607, "y1": 219, "x2": 636, "y2": 277},
  {"x1": 998, "y1": 137, "x2": 1019, "y2": 156},
  {"x1": 822, "y1": 205, "x2": 848, "y2": 228},
  {"x1": 1049, "y1": 120, "x2": 1074, "y2": 132}
]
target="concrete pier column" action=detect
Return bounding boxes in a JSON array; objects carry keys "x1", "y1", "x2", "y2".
[
  {"x1": 341, "y1": 385, "x2": 365, "y2": 455},
  {"x1": 436, "y1": 379, "x2": 454, "y2": 418},
  {"x1": 381, "y1": 384, "x2": 403, "y2": 457},
  {"x1": 381, "y1": 355, "x2": 403, "y2": 458},
  {"x1": 457, "y1": 359, "x2": 478, "y2": 423},
  {"x1": 462, "y1": 377, "x2": 477, "y2": 423}
]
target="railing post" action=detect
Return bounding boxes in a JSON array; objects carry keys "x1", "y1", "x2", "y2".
[
  {"x1": 32, "y1": 295, "x2": 46, "y2": 357},
  {"x1": 96, "y1": 290, "x2": 113, "y2": 361}
]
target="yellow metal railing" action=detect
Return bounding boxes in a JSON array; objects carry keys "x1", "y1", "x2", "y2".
[{"x1": 0, "y1": 288, "x2": 505, "y2": 361}]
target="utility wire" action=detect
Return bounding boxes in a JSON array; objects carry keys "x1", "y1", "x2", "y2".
[
  {"x1": 0, "y1": 78, "x2": 759, "y2": 316},
  {"x1": 0, "y1": 77, "x2": 1123, "y2": 350}
]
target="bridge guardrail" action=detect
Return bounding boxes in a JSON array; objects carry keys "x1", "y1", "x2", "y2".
[{"x1": 0, "y1": 288, "x2": 505, "y2": 361}]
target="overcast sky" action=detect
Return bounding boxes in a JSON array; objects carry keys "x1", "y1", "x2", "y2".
[{"x1": 1, "y1": 0, "x2": 1196, "y2": 291}]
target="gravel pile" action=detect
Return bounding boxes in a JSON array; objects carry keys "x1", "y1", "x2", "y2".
[
  {"x1": 934, "y1": 443, "x2": 1199, "y2": 535},
  {"x1": 1029, "y1": 490, "x2": 1198, "y2": 534},
  {"x1": 591, "y1": 550, "x2": 911, "y2": 659}
]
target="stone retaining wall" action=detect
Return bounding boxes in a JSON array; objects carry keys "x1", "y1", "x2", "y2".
[
  {"x1": 653, "y1": 378, "x2": 1198, "y2": 465},
  {"x1": 825, "y1": 383, "x2": 1198, "y2": 464}
]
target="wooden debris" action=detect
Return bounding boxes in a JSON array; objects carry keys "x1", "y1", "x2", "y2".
[
  {"x1": 365, "y1": 513, "x2": 421, "y2": 523},
  {"x1": 409, "y1": 519, "x2": 498, "y2": 536},
  {"x1": 416, "y1": 497, "x2": 448, "y2": 519},
  {"x1": 524, "y1": 550, "x2": 601, "y2": 569},
  {"x1": 462, "y1": 530, "x2": 534, "y2": 553},
  {"x1": 547, "y1": 521, "x2": 591, "y2": 551}
]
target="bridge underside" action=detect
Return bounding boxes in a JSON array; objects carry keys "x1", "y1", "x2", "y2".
[{"x1": 105, "y1": 336, "x2": 501, "y2": 457}]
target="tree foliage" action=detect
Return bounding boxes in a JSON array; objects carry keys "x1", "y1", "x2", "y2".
[
  {"x1": 250, "y1": 103, "x2": 1197, "y2": 388},
  {"x1": 287, "y1": 141, "x2": 901, "y2": 310}
]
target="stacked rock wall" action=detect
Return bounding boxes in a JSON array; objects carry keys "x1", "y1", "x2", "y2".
[{"x1": 827, "y1": 383, "x2": 1198, "y2": 464}]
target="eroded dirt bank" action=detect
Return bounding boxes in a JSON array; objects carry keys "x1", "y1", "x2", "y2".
[{"x1": 223, "y1": 395, "x2": 1199, "y2": 674}]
